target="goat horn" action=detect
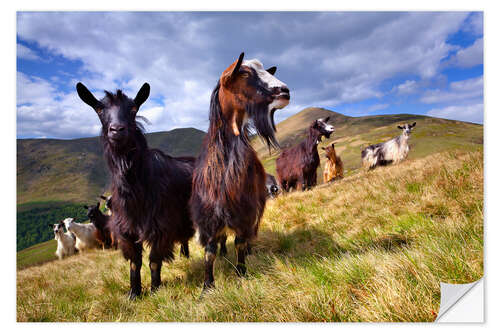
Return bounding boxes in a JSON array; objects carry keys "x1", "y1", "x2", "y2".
[{"x1": 231, "y1": 52, "x2": 245, "y2": 78}]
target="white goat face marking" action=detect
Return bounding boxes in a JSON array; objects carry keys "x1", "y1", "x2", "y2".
[
  {"x1": 319, "y1": 119, "x2": 335, "y2": 134},
  {"x1": 399, "y1": 123, "x2": 414, "y2": 135},
  {"x1": 54, "y1": 224, "x2": 63, "y2": 234},
  {"x1": 243, "y1": 59, "x2": 289, "y2": 110},
  {"x1": 243, "y1": 59, "x2": 285, "y2": 89}
]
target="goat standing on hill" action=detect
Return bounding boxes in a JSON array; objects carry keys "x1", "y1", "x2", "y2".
[
  {"x1": 276, "y1": 117, "x2": 335, "y2": 191},
  {"x1": 51, "y1": 221, "x2": 77, "y2": 260},
  {"x1": 64, "y1": 217, "x2": 99, "y2": 251},
  {"x1": 322, "y1": 143, "x2": 344, "y2": 183},
  {"x1": 266, "y1": 173, "x2": 280, "y2": 198},
  {"x1": 76, "y1": 82, "x2": 195, "y2": 299},
  {"x1": 361, "y1": 122, "x2": 416, "y2": 170},
  {"x1": 190, "y1": 53, "x2": 289, "y2": 292},
  {"x1": 85, "y1": 202, "x2": 116, "y2": 249}
]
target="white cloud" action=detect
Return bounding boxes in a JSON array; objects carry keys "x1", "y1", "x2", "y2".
[
  {"x1": 17, "y1": 43, "x2": 40, "y2": 61},
  {"x1": 452, "y1": 38, "x2": 483, "y2": 68},
  {"x1": 394, "y1": 80, "x2": 419, "y2": 95},
  {"x1": 16, "y1": 12, "x2": 478, "y2": 138},
  {"x1": 420, "y1": 76, "x2": 483, "y2": 104},
  {"x1": 427, "y1": 103, "x2": 483, "y2": 124},
  {"x1": 462, "y1": 12, "x2": 483, "y2": 36},
  {"x1": 17, "y1": 72, "x2": 102, "y2": 138}
]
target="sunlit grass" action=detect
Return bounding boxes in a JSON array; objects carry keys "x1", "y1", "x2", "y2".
[{"x1": 17, "y1": 150, "x2": 483, "y2": 322}]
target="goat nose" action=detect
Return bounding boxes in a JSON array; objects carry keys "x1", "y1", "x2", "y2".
[{"x1": 109, "y1": 125, "x2": 125, "y2": 133}]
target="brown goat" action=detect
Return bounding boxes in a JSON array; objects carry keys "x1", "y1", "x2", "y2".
[
  {"x1": 322, "y1": 143, "x2": 344, "y2": 183},
  {"x1": 190, "y1": 53, "x2": 289, "y2": 292}
]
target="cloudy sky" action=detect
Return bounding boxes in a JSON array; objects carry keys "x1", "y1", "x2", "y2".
[{"x1": 16, "y1": 11, "x2": 483, "y2": 139}]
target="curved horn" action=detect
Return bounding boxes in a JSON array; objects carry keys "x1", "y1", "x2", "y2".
[{"x1": 231, "y1": 52, "x2": 245, "y2": 78}]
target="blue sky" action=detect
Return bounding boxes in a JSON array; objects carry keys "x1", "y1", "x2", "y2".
[{"x1": 16, "y1": 12, "x2": 483, "y2": 139}]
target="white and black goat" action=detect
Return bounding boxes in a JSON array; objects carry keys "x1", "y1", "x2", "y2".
[
  {"x1": 50, "y1": 220, "x2": 77, "y2": 260},
  {"x1": 361, "y1": 122, "x2": 416, "y2": 170}
]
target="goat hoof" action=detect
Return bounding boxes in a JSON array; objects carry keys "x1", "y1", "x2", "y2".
[
  {"x1": 150, "y1": 285, "x2": 160, "y2": 295},
  {"x1": 236, "y1": 264, "x2": 246, "y2": 277},
  {"x1": 203, "y1": 281, "x2": 214, "y2": 291},
  {"x1": 127, "y1": 289, "x2": 141, "y2": 301},
  {"x1": 200, "y1": 282, "x2": 215, "y2": 299}
]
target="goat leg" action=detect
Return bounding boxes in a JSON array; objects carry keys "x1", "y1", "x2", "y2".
[
  {"x1": 219, "y1": 235, "x2": 228, "y2": 256},
  {"x1": 235, "y1": 236, "x2": 248, "y2": 277},
  {"x1": 202, "y1": 241, "x2": 218, "y2": 292},
  {"x1": 149, "y1": 250, "x2": 163, "y2": 293},
  {"x1": 180, "y1": 241, "x2": 190, "y2": 258}
]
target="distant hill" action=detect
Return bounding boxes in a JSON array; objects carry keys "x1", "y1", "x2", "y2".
[
  {"x1": 17, "y1": 127, "x2": 206, "y2": 251},
  {"x1": 17, "y1": 127, "x2": 206, "y2": 206},
  {"x1": 17, "y1": 109, "x2": 483, "y2": 252},
  {"x1": 254, "y1": 107, "x2": 483, "y2": 178}
]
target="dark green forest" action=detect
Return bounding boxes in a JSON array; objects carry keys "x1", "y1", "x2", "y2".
[{"x1": 17, "y1": 203, "x2": 88, "y2": 251}]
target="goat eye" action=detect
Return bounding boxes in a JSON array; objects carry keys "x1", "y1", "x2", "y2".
[{"x1": 241, "y1": 73, "x2": 249, "y2": 78}]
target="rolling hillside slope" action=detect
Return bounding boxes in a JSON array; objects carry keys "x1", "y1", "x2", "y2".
[
  {"x1": 17, "y1": 127, "x2": 206, "y2": 205},
  {"x1": 17, "y1": 149, "x2": 483, "y2": 321},
  {"x1": 254, "y1": 108, "x2": 483, "y2": 179},
  {"x1": 17, "y1": 109, "x2": 482, "y2": 252}
]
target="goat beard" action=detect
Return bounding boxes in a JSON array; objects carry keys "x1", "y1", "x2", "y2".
[{"x1": 246, "y1": 102, "x2": 280, "y2": 150}]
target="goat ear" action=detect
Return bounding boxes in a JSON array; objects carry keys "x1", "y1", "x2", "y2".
[
  {"x1": 266, "y1": 66, "x2": 277, "y2": 75},
  {"x1": 230, "y1": 52, "x2": 245, "y2": 79},
  {"x1": 76, "y1": 83, "x2": 103, "y2": 112},
  {"x1": 134, "y1": 83, "x2": 150, "y2": 110},
  {"x1": 411, "y1": 122, "x2": 416, "y2": 128},
  {"x1": 323, "y1": 116, "x2": 330, "y2": 123},
  {"x1": 397, "y1": 125, "x2": 403, "y2": 129},
  {"x1": 83, "y1": 205, "x2": 89, "y2": 209},
  {"x1": 100, "y1": 195, "x2": 107, "y2": 201}
]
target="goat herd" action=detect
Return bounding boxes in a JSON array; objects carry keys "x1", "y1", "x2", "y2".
[{"x1": 49, "y1": 53, "x2": 416, "y2": 299}]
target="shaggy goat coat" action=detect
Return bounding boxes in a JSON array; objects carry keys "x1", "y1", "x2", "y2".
[
  {"x1": 189, "y1": 53, "x2": 290, "y2": 290},
  {"x1": 276, "y1": 118, "x2": 334, "y2": 191},
  {"x1": 323, "y1": 144, "x2": 344, "y2": 183},
  {"x1": 361, "y1": 123, "x2": 416, "y2": 170},
  {"x1": 76, "y1": 82, "x2": 196, "y2": 298},
  {"x1": 190, "y1": 82, "x2": 268, "y2": 247}
]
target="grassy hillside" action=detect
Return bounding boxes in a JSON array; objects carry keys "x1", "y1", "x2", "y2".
[
  {"x1": 254, "y1": 108, "x2": 483, "y2": 179},
  {"x1": 17, "y1": 149, "x2": 483, "y2": 322},
  {"x1": 17, "y1": 127, "x2": 206, "y2": 205},
  {"x1": 17, "y1": 239, "x2": 58, "y2": 269}
]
